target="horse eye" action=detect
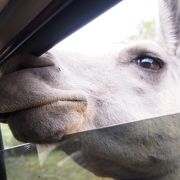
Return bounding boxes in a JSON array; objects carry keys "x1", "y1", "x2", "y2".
[{"x1": 135, "y1": 57, "x2": 163, "y2": 70}]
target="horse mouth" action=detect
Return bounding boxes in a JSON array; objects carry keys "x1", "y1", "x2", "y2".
[
  {"x1": 0, "y1": 97, "x2": 87, "y2": 123},
  {"x1": 3, "y1": 98, "x2": 87, "y2": 143}
]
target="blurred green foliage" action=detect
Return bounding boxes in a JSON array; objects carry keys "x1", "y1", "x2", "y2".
[
  {"x1": 130, "y1": 20, "x2": 156, "y2": 40},
  {"x1": 1, "y1": 124, "x2": 22, "y2": 148}
]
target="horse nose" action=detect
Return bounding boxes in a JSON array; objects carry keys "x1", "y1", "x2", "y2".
[{"x1": 0, "y1": 53, "x2": 56, "y2": 76}]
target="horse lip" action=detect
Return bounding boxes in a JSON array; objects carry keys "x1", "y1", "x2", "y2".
[
  {"x1": 0, "y1": 88, "x2": 88, "y2": 113},
  {"x1": 0, "y1": 97, "x2": 87, "y2": 123},
  {"x1": 1, "y1": 98, "x2": 86, "y2": 112}
]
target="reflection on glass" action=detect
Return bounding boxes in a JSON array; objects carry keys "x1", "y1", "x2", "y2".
[
  {"x1": 38, "y1": 147, "x2": 112, "y2": 180},
  {"x1": 2, "y1": 114, "x2": 179, "y2": 180},
  {"x1": 1, "y1": 142, "x2": 112, "y2": 179},
  {"x1": 1, "y1": 144, "x2": 41, "y2": 180}
]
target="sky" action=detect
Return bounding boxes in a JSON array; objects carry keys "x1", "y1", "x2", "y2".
[{"x1": 53, "y1": 0, "x2": 158, "y2": 55}]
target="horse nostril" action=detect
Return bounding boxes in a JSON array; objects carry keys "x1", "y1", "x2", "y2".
[{"x1": 0, "y1": 112, "x2": 10, "y2": 123}]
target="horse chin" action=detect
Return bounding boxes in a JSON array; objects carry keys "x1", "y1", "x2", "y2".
[{"x1": 7, "y1": 100, "x2": 87, "y2": 144}]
